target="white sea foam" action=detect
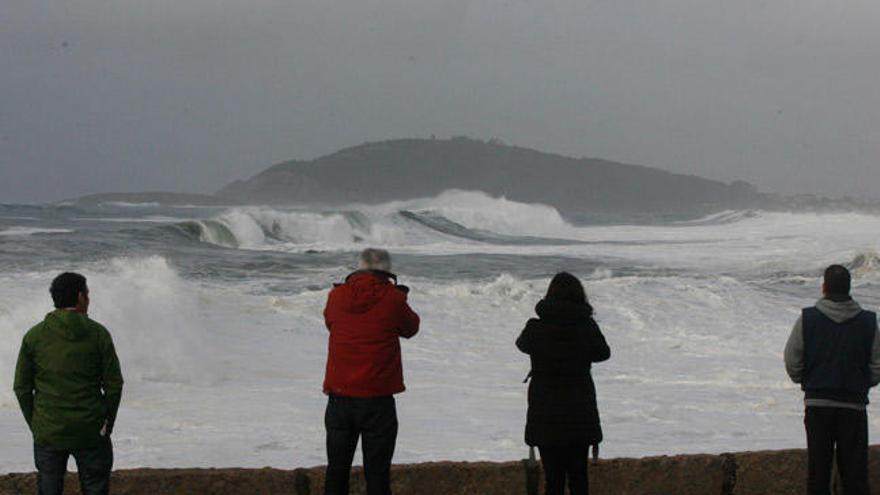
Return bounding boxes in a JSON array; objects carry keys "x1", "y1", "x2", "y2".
[
  {"x1": 387, "y1": 190, "x2": 573, "y2": 238},
  {"x1": 0, "y1": 227, "x2": 73, "y2": 236},
  {"x1": 183, "y1": 194, "x2": 880, "y2": 281},
  {"x1": 190, "y1": 209, "x2": 368, "y2": 249},
  {"x1": 673, "y1": 209, "x2": 759, "y2": 226},
  {"x1": 77, "y1": 216, "x2": 184, "y2": 224},
  {"x1": 185, "y1": 191, "x2": 577, "y2": 252},
  {"x1": 2, "y1": 197, "x2": 880, "y2": 472},
  {"x1": 100, "y1": 202, "x2": 161, "y2": 208},
  {"x1": 190, "y1": 206, "x2": 449, "y2": 250}
]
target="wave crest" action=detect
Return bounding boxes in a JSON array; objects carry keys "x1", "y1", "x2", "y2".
[
  {"x1": 178, "y1": 208, "x2": 408, "y2": 249},
  {"x1": 675, "y1": 210, "x2": 760, "y2": 226},
  {"x1": 0, "y1": 227, "x2": 73, "y2": 236},
  {"x1": 848, "y1": 251, "x2": 880, "y2": 275},
  {"x1": 176, "y1": 191, "x2": 580, "y2": 251}
]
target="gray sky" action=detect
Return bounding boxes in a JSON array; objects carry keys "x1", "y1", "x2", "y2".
[{"x1": 1, "y1": 0, "x2": 878, "y2": 203}]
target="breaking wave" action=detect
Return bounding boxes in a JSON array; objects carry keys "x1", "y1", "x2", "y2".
[
  {"x1": 176, "y1": 208, "x2": 412, "y2": 249},
  {"x1": 174, "y1": 191, "x2": 585, "y2": 250},
  {"x1": 0, "y1": 227, "x2": 73, "y2": 236},
  {"x1": 848, "y1": 251, "x2": 880, "y2": 276},
  {"x1": 675, "y1": 210, "x2": 760, "y2": 226}
]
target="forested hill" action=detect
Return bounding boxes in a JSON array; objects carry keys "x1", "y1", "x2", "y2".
[{"x1": 219, "y1": 137, "x2": 766, "y2": 213}]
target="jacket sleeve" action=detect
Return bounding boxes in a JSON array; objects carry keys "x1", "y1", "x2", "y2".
[
  {"x1": 323, "y1": 288, "x2": 338, "y2": 332},
  {"x1": 395, "y1": 294, "x2": 420, "y2": 339},
  {"x1": 586, "y1": 320, "x2": 611, "y2": 363},
  {"x1": 516, "y1": 322, "x2": 533, "y2": 354},
  {"x1": 784, "y1": 316, "x2": 805, "y2": 384},
  {"x1": 870, "y1": 317, "x2": 880, "y2": 386},
  {"x1": 13, "y1": 335, "x2": 35, "y2": 428},
  {"x1": 99, "y1": 329, "x2": 124, "y2": 434}
]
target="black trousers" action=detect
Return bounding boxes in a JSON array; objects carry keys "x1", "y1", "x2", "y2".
[
  {"x1": 325, "y1": 395, "x2": 398, "y2": 495},
  {"x1": 33, "y1": 439, "x2": 113, "y2": 495},
  {"x1": 538, "y1": 445, "x2": 590, "y2": 495},
  {"x1": 805, "y1": 406, "x2": 869, "y2": 495}
]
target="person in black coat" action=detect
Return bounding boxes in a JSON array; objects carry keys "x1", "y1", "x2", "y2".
[{"x1": 516, "y1": 272, "x2": 611, "y2": 495}]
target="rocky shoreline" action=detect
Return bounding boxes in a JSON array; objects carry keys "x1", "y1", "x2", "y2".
[{"x1": 3, "y1": 446, "x2": 878, "y2": 494}]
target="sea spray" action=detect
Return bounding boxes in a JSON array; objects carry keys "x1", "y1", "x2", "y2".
[
  {"x1": 0, "y1": 256, "x2": 219, "y2": 410},
  {"x1": 86, "y1": 256, "x2": 219, "y2": 386},
  {"x1": 0, "y1": 272, "x2": 58, "y2": 408}
]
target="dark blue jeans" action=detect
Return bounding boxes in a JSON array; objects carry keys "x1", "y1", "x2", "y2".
[
  {"x1": 325, "y1": 395, "x2": 398, "y2": 495},
  {"x1": 34, "y1": 439, "x2": 113, "y2": 495}
]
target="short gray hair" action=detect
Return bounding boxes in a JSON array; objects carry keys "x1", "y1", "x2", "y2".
[{"x1": 359, "y1": 248, "x2": 392, "y2": 272}]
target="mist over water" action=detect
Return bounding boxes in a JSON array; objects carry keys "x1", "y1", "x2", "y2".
[{"x1": 1, "y1": 191, "x2": 880, "y2": 471}]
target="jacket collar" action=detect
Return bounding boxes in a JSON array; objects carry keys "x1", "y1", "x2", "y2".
[{"x1": 344, "y1": 270, "x2": 398, "y2": 284}]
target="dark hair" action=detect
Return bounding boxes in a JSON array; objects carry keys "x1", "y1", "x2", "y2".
[
  {"x1": 824, "y1": 265, "x2": 851, "y2": 296},
  {"x1": 50, "y1": 272, "x2": 87, "y2": 309},
  {"x1": 545, "y1": 272, "x2": 592, "y2": 310}
]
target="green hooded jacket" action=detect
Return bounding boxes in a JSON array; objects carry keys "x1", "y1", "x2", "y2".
[{"x1": 13, "y1": 310, "x2": 124, "y2": 449}]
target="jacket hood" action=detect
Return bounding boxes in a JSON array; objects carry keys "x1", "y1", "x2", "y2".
[
  {"x1": 815, "y1": 298, "x2": 864, "y2": 324},
  {"x1": 340, "y1": 271, "x2": 397, "y2": 314},
  {"x1": 536, "y1": 299, "x2": 593, "y2": 325},
  {"x1": 43, "y1": 309, "x2": 91, "y2": 341}
]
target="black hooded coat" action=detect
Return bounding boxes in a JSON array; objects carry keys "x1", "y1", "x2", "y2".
[{"x1": 516, "y1": 299, "x2": 610, "y2": 447}]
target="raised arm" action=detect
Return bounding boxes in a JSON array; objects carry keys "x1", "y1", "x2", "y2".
[
  {"x1": 870, "y1": 317, "x2": 880, "y2": 387},
  {"x1": 585, "y1": 319, "x2": 611, "y2": 363},
  {"x1": 516, "y1": 322, "x2": 534, "y2": 354},
  {"x1": 323, "y1": 288, "x2": 339, "y2": 332},
  {"x1": 13, "y1": 335, "x2": 35, "y2": 428},
  {"x1": 395, "y1": 293, "x2": 420, "y2": 339}
]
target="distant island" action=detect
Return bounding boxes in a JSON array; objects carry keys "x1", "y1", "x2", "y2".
[
  {"x1": 217, "y1": 137, "x2": 767, "y2": 213},
  {"x1": 68, "y1": 137, "x2": 877, "y2": 214}
]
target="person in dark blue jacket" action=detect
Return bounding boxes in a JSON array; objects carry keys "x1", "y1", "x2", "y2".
[
  {"x1": 517, "y1": 272, "x2": 610, "y2": 495},
  {"x1": 784, "y1": 264, "x2": 880, "y2": 495}
]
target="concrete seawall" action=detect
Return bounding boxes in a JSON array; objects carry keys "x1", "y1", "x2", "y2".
[{"x1": 3, "y1": 446, "x2": 879, "y2": 494}]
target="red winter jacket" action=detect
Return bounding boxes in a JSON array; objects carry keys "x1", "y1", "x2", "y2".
[{"x1": 323, "y1": 271, "x2": 420, "y2": 398}]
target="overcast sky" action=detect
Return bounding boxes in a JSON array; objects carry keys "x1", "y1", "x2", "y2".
[{"x1": 1, "y1": 0, "x2": 878, "y2": 203}]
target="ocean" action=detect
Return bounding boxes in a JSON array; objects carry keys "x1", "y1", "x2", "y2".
[{"x1": 1, "y1": 190, "x2": 878, "y2": 472}]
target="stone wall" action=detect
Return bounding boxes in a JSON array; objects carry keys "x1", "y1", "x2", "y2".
[{"x1": 3, "y1": 447, "x2": 879, "y2": 494}]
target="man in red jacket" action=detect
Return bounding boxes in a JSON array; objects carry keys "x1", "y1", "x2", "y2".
[{"x1": 323, "y1": 248, "x2": 420, "y2": 495}]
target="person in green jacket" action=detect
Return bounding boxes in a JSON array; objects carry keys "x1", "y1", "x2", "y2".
[{"x1": 13, "y1": 272, "x2": 123, "y2": 495}]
